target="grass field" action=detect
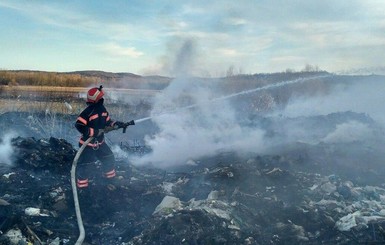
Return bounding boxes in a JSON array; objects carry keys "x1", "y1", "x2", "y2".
[
  {"x1": 0, "y1": 85, "x2": 158, "y2": 116},
  {"x1": 0, "y1": 85, "x2": 160, "y2": 96}
]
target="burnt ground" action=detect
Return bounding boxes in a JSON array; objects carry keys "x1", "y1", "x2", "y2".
[{"x1": 1, "y1": 112, "x2": 385, "y2": 244}]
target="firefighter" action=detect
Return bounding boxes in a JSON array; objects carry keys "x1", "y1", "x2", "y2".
[{"x1": 75, "y1": 85, "x2": 126, "y2": 190}]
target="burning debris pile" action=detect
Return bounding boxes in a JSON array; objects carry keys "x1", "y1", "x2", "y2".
[
  {"x1": 1, "y1": 130, "x2": 385, "y2": 244},
  {"x1": 11, "y1": 137, "x2": 76, "y2": 172}
]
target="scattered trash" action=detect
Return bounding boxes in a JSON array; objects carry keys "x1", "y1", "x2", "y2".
[
  {"x1": 3, "y1": 228, "x2": 26, "y2": 245},
  {"x1": 153, "y1": 196, "x2": 182, "y2": 215},
  {"x1": 0, "y1": 198, "x2": 10, "y2": 206},
  {"x1": 1, "y1": 117, "x2": 385, "y2": 244},
  {"x1": 24, "y1": 207, "x2": 49, "y2": 217},
  {"x1": 3, "y1": 172, "x2": 15, "y2": 179}
]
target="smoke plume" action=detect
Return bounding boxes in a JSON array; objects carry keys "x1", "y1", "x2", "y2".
[
  {"x1": 130, "y1": 40, "x2": 385, "y2": 168},
  {"x1": 132, "y1": 39, "x2": 267, "y2": 167},
  {"x1": 276, "y1": 78, "x2": 385, "y2": 126},
  {"x1": 0, "y1": 132, "x2": 16, "y2": 166}
]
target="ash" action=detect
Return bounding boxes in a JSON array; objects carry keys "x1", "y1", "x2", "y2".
[{"x1": 1, "y1": 111, "x2": 385, "y2": 245}]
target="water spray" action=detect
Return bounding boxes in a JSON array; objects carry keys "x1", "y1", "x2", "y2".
[
  {"x1": 133, "y1": 74, "x2": 332, "y2": 124},
  {"x1": 134, "y1": 117, "x2": 152, "y2": 124}
]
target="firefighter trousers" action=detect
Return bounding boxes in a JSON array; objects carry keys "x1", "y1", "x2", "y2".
[{"x1": 76, "y1": 142, "x2": 116, "y2": 188}]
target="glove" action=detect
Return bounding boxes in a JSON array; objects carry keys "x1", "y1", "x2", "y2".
[{"x1": 115, "y1": 121, "x2": 126, "y2": 128}]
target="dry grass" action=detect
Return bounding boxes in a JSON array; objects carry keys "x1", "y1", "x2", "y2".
[
  {"x1": 0, "y1": 85, "x2": 157, "y2": 119},
  {"x1": 0, "y1": 85, "x2": 160, "y2": 94},
  {"x1": 0, "y1": 99, "x2": 83, "y2": 115},
  {"x1": 1, "y1": 85, "x2": 87, "y2": 92}
]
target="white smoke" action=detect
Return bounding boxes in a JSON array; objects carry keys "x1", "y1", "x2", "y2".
[
  {"x1": 132, "y1": 39, "x2": 267, "y2": 167},
  {"x1": 322, "y1": 121, "x2": 374, "y2": 144},
  {"x1": 0, "y1": 132, "x2": 16, "y2": 166},
  {"x1": 262, "y1": 76, "x2": 385, "y2": 152},
  {"x1": 111, "y1": 144, "x2": 129, "y2": 160},
  {"x1": 277, "y1": 78, "x2": 385, "y2": 127},
  {"x1": 134, "y1": 75, "x2": 267, "y2": 167},
  {"x1": 130, "y1": 38, "x2": 385, "y2": 168}
]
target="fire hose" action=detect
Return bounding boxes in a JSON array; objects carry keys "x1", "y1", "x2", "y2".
[
  {"x1": 71, "y1": 120, "x2": 134, "y2": 245},
  {"x1": 71, "y1": 136, "x2": 92, "y2": 245}
]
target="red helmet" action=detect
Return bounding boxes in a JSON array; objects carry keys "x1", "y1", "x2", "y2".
[{"x1": 87, "y1": 87, "x2": 104, "y2": 103}]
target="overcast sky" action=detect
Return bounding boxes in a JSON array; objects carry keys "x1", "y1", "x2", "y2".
[{"x1": 0, "y1": 0, "x2": 384, "y2": 76}]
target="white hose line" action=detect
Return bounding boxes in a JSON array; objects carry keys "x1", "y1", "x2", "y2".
[{"x1": 71, "y1": 137, "x2": 93, "y2": 245}]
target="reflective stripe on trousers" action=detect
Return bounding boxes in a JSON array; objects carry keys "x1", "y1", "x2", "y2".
[
  {"x1": 104, "y1": 169, "x2": 116, "y2": 178},
  {"x1": 77, "y1": 178, "x2": 89, "y2": 188}
]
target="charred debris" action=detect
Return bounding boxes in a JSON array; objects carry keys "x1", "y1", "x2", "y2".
[{"x1": 1, "y1": 111, "x2": 385, "y2": 244}]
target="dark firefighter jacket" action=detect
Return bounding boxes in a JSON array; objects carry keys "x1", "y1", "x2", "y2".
[{"x1": 75, "y1": 100, "x2": 116, "y2": 147}]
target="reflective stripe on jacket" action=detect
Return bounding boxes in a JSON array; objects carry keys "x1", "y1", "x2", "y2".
[{"x1": 75, "y1": 101, "x2": 115, "y2": 145}]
